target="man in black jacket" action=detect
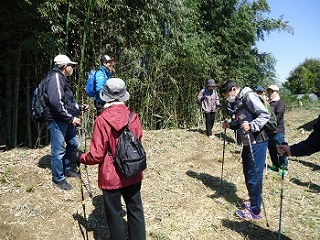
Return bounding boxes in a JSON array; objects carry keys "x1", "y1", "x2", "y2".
[
  {"x1": 266, "y1": 85, "x2": 288, "y2": 176},
  {"x1": 278, "y1": 115, "x2": 320, "y2": 157},
  {"x1": 44, "y1": 54, "x2": 88, "y2": 190}
]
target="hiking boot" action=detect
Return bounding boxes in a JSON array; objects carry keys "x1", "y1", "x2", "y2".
[
  {"x1": 235, "y1": 208, "x2": 261, "y2": 221},
  {"x1": 278, "y1": 169, "x2": 288, "y2": 177},
  {"x1": 65, "y1": 171, "x2": 80, "y2": 178},
  {"x1": 237, "y1": 200, "x2": 251, "y2": 209},
  {"x1": 267, "y1": 165, "x2": 279, "y2": 172},
  {"x1": 54, "y1": 180, "x2": 73, "y2": 191}
]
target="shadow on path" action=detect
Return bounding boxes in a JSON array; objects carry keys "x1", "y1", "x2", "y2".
[
  {"x1": 290, "y1": 157, "x2": 320, "y2": 171},
  {"x1": 186, "y1": 170, "x2": 241, "y2": 205},
  {"x1": 290, "y1": 177, "x2": 320, "y2": 193},
  {"x1": 73, "y1": 195, "x2": 110, "y2": 240},
  {"x1": 221, "y1": 219, "x2": 293, "y2": 240}
]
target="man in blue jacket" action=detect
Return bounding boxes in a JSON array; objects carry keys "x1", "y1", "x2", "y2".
[
  {"x1": 94, "y1": 55, "x2": 115, "y2": 115},
  {"x1": 44, "y1": 54, "x2": 88, "y2": 190}
]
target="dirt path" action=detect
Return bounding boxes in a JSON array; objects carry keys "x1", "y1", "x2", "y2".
[{"x1": 1, "y1": 109, "x2": 319, "y2": 239}]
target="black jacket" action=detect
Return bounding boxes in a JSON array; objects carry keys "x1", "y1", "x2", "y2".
[
  {"x1": 44, "y1": 67, "x2": 80, "y2": 122},
  {"x1": 291, "y1": 115, "x2": 320, "y2": 156},
  {"x1": 269, "y1": 99, "x2": 286, "y2": 134}
]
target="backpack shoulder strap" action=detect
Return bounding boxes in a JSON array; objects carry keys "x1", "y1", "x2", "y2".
[
  {"x1": 126, "y1": 111, "x2": 133, "y2": 127},
  {"x1": 242, "y1": 91, "x2": 253, "y2": 113},
  {"x1": 93, "y1": 69, "x2": 100, "y2": 92}
]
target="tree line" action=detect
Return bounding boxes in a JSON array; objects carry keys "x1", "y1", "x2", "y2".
[
  {"x1": 284, "y1": 58, "x2": 320, "y2": 95},
  {"x1": 0, "y1": 0, "x2": 292, "y2": 149}
]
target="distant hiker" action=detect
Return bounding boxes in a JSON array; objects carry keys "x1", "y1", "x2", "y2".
[
  {"x1": 197, "y1": 79, "x2": 221, "y2": 139},
  {"x1": 255, "y1": 86, "x2": 267, "y2": 101},
  {"x1": 79, "y1": 78, "x2": 146, "y2": 240},
  {"x1": 278, "y1": 115, "x2": 320, "y2": 157},
  {"x1": 266, "y1": 85, "x2": 289, "y2": 176},
  {"x1": 220, "y1": 80, "x2": 269, "y2": 221},
  {"x1": 44, "y1": 54, "x2": 88, "y2": 190},
  {"x1": 93, "y1": 54, "x2": 116, "y2": 115}
]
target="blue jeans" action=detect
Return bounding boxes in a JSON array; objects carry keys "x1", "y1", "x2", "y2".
[
  {"x1": 48, "y1": 120, "x2": 78, "y2": 183},
  {"x1": 242, "y1": 141, "x2": 267, "y2": 215},
  {"x1": 268, "y1": 132, "x2": 289, "y2": 170}
]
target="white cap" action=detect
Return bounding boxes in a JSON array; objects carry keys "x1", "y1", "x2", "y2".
[
  {"x1": 54, "y1": 54, "x2": 78, "y2": 65},
  {"x1": 267, "y1": 85, "x2": 279, "y2": 91},
  {"x1": 100, "y1": 55, "x2": 115, "y2": 64}
]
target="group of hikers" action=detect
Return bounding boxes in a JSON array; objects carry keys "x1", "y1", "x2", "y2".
[
  {"x1": 197, "y1": 79, "x2": 289, "y2": 220},
  {"x1": 39, "y1": 53, "x2": 320, "y2": 239},
  {"x1": 197, "y1": 78, "x2": 320, "y2": 221},
  {"x1": 41, "y1": 54, "x2": 145, "y2": 240}
]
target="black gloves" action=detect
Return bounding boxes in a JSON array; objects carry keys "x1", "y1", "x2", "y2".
[{"x1": 71, "y1": 150, "x2": 84, "y2": 166}]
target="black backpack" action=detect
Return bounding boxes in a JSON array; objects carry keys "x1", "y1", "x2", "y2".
[
  {"x1": 243, "y1": 92, "x2": 278, "y2": 134},
  {"x1": 31, "y1": 79, "x2": 47, "y2": 122},
  {"x1": 115, "y1": 111, "x2": 147, "y2": 178}
]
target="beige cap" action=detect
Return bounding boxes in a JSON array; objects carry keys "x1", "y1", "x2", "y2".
[{"x1": 267, "y1": 85, "x2": 279, "y2": 91}]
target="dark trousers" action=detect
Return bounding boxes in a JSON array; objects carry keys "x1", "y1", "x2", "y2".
[
  {"x1": 102, "y1": 182, "x2": 146, "y2": 240},
  {"x1": 268, "y1": 132, "x2": 289, "y2": 169},
  {"x1": 204, "y1": 112, "x2": 215, "y2": 136},
  {"x1": 242, "y1": 141, "x2": 267, "y2": 215}
]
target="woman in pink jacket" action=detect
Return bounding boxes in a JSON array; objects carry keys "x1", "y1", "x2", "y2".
[{"x1": 80, "y1": 78, "x2": 146, "y2": 240}]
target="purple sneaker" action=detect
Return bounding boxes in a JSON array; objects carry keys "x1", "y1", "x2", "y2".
[
  {"x1": 237, "y1": 200, "x2": 251, "y2": 209},
  {"x1": 235, "y1": 208, "x2": 261, "y2": 221}
]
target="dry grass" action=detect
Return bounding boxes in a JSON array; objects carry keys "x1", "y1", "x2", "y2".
[{"x1": 1, "y1": 108, "x2": 320, "y2": 239}]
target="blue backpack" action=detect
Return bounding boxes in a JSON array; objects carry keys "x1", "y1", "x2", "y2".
[{"x1": 85, "y1": 70, "x2": 98, "y2": 97}]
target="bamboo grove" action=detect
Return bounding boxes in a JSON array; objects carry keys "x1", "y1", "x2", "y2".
[{"x1": 0, "y1": 0, "x2": 292, "y2": 148}]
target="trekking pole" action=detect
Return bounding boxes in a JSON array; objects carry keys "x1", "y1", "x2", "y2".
[
  {"x1": 219, "y1": 127, "x2": 227, "y2": 196},
  {"x1": 218, "y1": 110, "x2": 223, "y2": 140},
  {"x1": 79, "y1": 163, "x2": 89, "y2": 240},
  {"x1": 77, "y1": 127, "x2": 89, "y2": 240},
  {"x1": 83, "y1": 111, "x2": 93, "y2": 198},
  {"x1": 278, "y1": 148, "x2": 287, "y2": 240},
  {"x1": 233, "y1": 130, "x2": 237, "y2": 151},
  {"x1": 264, "y1": 150, "x2": 268, "y2": 180},
  {"x1": 246, "y1": 131, "x2": 270, "y2": 228},
  {"x1": 76, "y1": 126, "x2": 93, "y2": 197},
  {"x1": 278, "y1": 164, "x2": 285, "y2": 240}
]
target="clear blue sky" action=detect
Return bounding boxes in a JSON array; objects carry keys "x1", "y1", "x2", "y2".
[{"x1": 256, "y1": 0, "x2": 320, "y2": 83}]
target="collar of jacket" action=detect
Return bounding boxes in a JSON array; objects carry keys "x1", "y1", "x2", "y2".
[
  {"x1": 103, "y1": 101, "x2": 125, "y2": 109},
  {"x1": 269, "y1": 94, "x2": 280, "y2": 102}
]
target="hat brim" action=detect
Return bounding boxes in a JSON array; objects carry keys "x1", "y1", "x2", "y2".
[
  {"x1": 55, "y1": 61, "x2": 78, "y2": 65},
  {"x1": 100, "y1": 91, "x2": 130, "y2": 103},
  {"x1": 267, "y1": 87, "x2": 279, "y2": 91}
]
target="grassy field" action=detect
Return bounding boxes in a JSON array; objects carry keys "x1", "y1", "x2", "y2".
[{"x1": 0, "y1": 106, "x2": 320, "y2": 239}]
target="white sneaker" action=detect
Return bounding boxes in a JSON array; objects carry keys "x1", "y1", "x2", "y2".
[{"x1": 209, "y1": 135, "x2": 215, "y2": 140}]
